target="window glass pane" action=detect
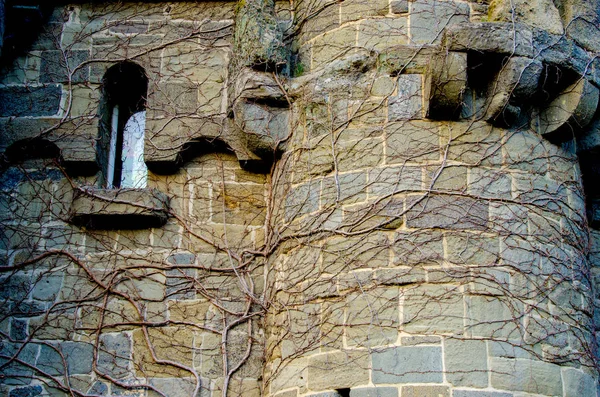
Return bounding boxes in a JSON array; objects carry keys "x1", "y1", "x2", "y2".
[{"x1": 120, "y1": 111, "x2": 147, "y2": 188}]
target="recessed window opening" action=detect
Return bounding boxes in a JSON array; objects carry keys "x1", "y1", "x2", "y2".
[{"x1": 99, "y1": 61, "x2": 148, "y2": 189}]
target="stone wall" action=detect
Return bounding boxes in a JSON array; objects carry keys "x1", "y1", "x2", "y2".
[
  {"x1": 266, "y1": 0, "x2": 600, "y2": 397},
  {"x1": 0, "y1": 2, "x2": 269, "y2": 396},
  {"x1": 0, "y1": 1, "x2": 599, "y2": 397}
]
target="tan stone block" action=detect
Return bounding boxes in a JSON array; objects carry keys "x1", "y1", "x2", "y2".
[
  {"x1": 168, "y1": 300, "x2": 210, "y2": 323},
  {"x1": 68, "y1": 85, "x2": 101, "y2": 117},
  {"x1": 312, "y1": 26, "x2": 357, "y2": 69},
  {"x1": 341, "y1": 0, "x2": 388, "y2": 23},
  {"x1": 358, "y1": 18, "x2": 409, "y2": 51},
  {"x1": 132, "y1": 326, "x2": 195, "y2": 377},
  {"x1": 211, "y1": 182, "x2": 266, "y2": 226}
]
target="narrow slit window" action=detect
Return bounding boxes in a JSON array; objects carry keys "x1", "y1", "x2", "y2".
[{"x1": 99, "y1": 62, "x2": 148, "y2": 189}]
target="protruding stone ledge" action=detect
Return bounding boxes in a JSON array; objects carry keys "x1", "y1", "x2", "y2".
[
  {"x1": 532, "y1": 78, "x2": 600, "y2": 141},
  {"x1": 0, "y1": 117, "x2": 98, "y2": 174},
  {"x1": 69, "y1": 188, "x2": 169, "y2": 230}
]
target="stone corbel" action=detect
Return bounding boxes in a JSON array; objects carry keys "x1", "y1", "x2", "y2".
[
  {"x1": 532, "y1": 78, "x2": 600, "y2": 141},
  {"x1": 0, "y1": 117, "x2": 98, "y2": 174}
]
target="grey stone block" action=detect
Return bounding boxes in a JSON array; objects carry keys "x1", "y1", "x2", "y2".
[
  {"x1": 368, "y1": 166, "x2": 422, "y2": 197},
  {"x1": 410, "y1": 0, "x2": 470, "y2": 45},
  {"x1": 385, "y1": 121, "x2": 440, "y2": 163},
  {"x1": 350, "y1": 387, "x2": 398, "y2": 397},
  {"x1": 405, "y1": 195, "x2": 488, "y2": 231},
  {"x1": 98, "y1": 333, "x2": 132, "y2": 379},
  {"x1": 452, "y1": 391, "x2": 512, "y2": 397},
  {"x1": 388, "y1": 74, "x2": 423, "y2": 121},
  {"x1": 445, "y1": 22, "x2": 534, "y2": 57},
  {"x1": 285, "y1": 181, "x2": 320, "y2": 221},
  {"x1": 0, "y1": 341, "x2": 38, "y2": 384},
  {"x1": 8, "y1": 385, "x2": 43, "y2": 397},
  {"x1": 0, "y1": 85, "x2": 62, "y2": 117},
  {"x1": 9, "y1": 318, "x2": 28, "y2": 341},
  {"x1": 490, "y1": 357, "x2": 563, "y2": 395},
  {"x1": 391, "y1": 0, "x2": 409, "y2": 14},
  {"x1": 562, "y1": 367, "x2": 597, "y2": 397},
  {"x1": 0, "y1": 274, "x2": 31, "y2": 301},
  {"x1": 444, "y1": 339, "x2": 488, "y2": 387},
  {"x1": 468, "y1": 168, "x2": 512, "y2": 200},
  {"x1": 167, "y1": 252, "x2": 196, "y2": 265},
  {"x1": 40, "y1": 50, "x2": 89, "y2": 83},
  {"x1": 37, "y1": 341, "x2": 94, "y2": 376},
  {"x1": 32, "y1": 272, "x2": 63, "y2": 301},
  {"x1": 372, "y1": 346, "x2": 443, "y2": 384}
]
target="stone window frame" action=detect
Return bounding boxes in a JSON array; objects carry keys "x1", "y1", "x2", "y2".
[{"x1": 97, "y1": 61, "x2": 149, "y2": 189}]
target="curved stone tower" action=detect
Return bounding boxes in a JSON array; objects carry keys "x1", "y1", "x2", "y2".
[
  {"x1": 265, "y1": 1, "x2": 600, "y2": 396},
  {"x1": 0, "y1": 1, "x2": 599, "y2": 397}
]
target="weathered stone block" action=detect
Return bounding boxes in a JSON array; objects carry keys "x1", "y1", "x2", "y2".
[
  {"x1": 98, "y1": 333, "x2": 132, "y2": 379},
  {"x1": 37, "y1": 342, "x2": 94, "y2": 375},
  {"x1": 444, "y1": 121, "x2": 503, "y2": 166},
  {"x1": 368, "y1": 166, "x2": 422, "y2": 197},
  {"x1": 532, "y1": 78, "x2": 600, "y2": 142},
  {"x1": 32, "y1": 271, "x2": 63, "y2": 301},
  {"x1": 336, "y1": 138, "x2": 383, "y2": 171},
  {"x1": 402, "y1": 386, "x2": 449, "y2": 397},
  {"x1": 0, "y1": 342, "x2": 38, "y2": 384},
  {"x1": 452, "y1": 391, "x2": 512, "y2": 397},
  {"x1": 391, "y1": 0, "x2": 409, "y2": 14},
  {"x1": 307, "y1": 350, "x2": 370, "y2": 390},
  {"x1": 386, "y1": 121, "x2": 440, "y2": 163},
  {"x1": 8, "y1": 385, "x2": 43, "y2": 397},
  {"x1": 372, "y1": 346, "x2": 443, "y2": 384},
  {"x1": 285, "y1": 180, "x2": 320, "y2": 221},
  {"x1": 410, "y1": 0, "x2": 470, "y2": 44},
  {"x1": 444, "y1": 339, "x2": 488, "y2": 387},
  {"x1": 345, "y1": 288, "x2": 399, "y2": 348},
  {"x1": 490, "y1": 357, "x2": 563, "y2": 395},
  {"x1": 40, "y1": 50, "x2": 89, "y2": 83},
  {"x1": 350, "y1": 388, "x2": 398, "y2": 397},
  {"x1": 562, "y1": 367, "x2": 597, "y2": 397},
  {"x1": 406, "y1": 194, "x2": 488, "y2": 231},
  {"x1": 444, "y1": 22, "x2": 534, "y2": 57},
  {"x1": 0, "y1": 85, "x2": 62, "y2": 117},
  {"x1": 465, "y1": 296, "x2": 522, "y2": 339},
  {"x1": 340, "y1": 0, "x2": 388, "y2": 23},
  {"x1": 132, "y1": 326, "x2": 194, "y2": 378},
  {"x1": 389, "y1": 74, "x2": 423, "y2": 121},
  {"x1": 425, "y1": 51, "x2": 467, "y2": 120},
  {"x1": 401, "y1": 284, "x2": 464, "y2": 333},
  {"x1": 69, "y1": 188, "x2": 170, "y2": 229},
  {"x1": 311, "y1": 26, "x2": 357, "y2": 69},
  {"x1": 489, "y1": 0, "x2": 564, "y2": 35},
  {"x1": 468, "y1": 167, "x2": 512, "y2": 200},
  {"x1": 358, "y1": 18, "x2": 408, "y2": 52},
  {"x1": 321, "y1": 172, "x2": 367, "y2": 207},
  {"x1": 393, "y1": 230, "x2": 443, "y2": 265}
]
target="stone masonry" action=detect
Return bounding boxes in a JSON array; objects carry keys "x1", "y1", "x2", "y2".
[{"x1": 0, "y1": 1, "x2": 599, "y2": 397}]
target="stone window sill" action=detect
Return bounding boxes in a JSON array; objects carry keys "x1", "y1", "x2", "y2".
[{"x1": 69, "y1": 188, "x2": 170, "y2": 229}]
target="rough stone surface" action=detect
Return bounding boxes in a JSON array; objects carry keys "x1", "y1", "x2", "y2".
[
  {"x1": 490, "y1": 358, "x2": 563, "y2": 395},
  {"x1": 444, "y1": 339, "x2": 488, "y2": 387},
  {"x1": 0, "y1": 85, "x2": 62, "y2": 117},
  {"x1": 489, "y1": 0, "x2": 564, "y2": 35},
  {"x1": 410, "y1": 0, "x2": 470, "y2": 44},
  {"x1": 372, "y1": 346, "x2": 443, "y2": 383}
]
